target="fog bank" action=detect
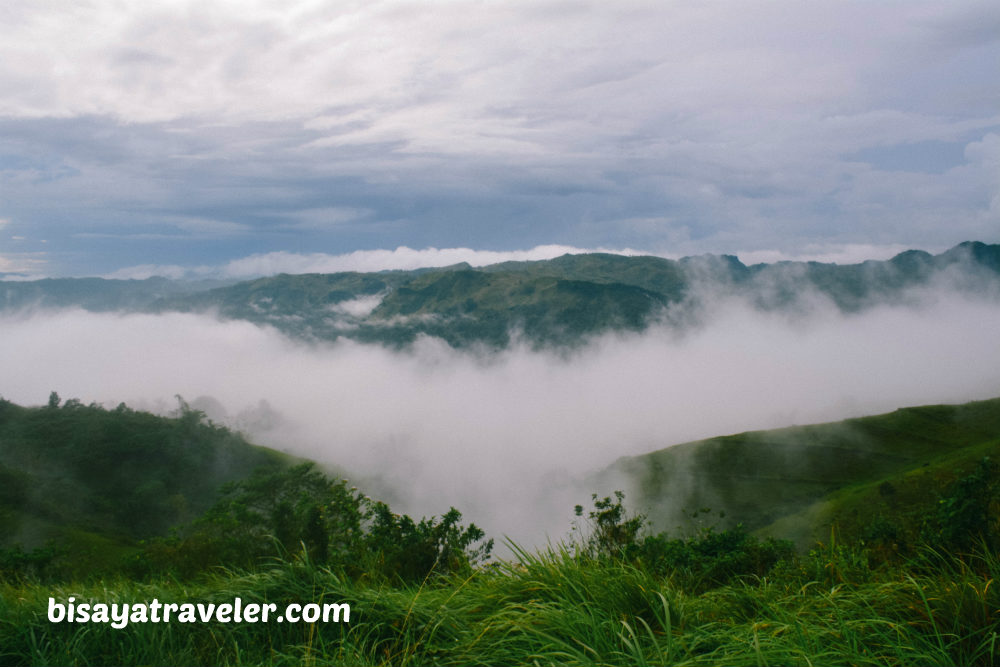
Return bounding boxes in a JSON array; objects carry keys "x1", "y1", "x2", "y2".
[{"x1": 1, "y1": 291, "x2": 998, "y2": 544}]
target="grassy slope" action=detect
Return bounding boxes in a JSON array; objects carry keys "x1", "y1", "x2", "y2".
[
  {"x1": 0, "y1": 398, "x2": 292, "y2": 576},
  {"x1": 4, "y1": 542, "x2": 998, "y2": 666},
  {"x1": 482, "y1": 252, "x2": 690, "y2": 297},
  {"x1": 605, "y1": 397, "x2": 1000, "y2": 544},
  {"x1": 764, "y1": 423, "x2": 1000, "y2": 549}
]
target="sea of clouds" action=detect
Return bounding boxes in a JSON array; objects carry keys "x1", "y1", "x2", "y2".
[{"x1": 1, "y1": 282, "x2": 998, "y2": 545}]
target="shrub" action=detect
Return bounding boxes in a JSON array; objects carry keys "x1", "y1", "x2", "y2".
[{"x1": 573, "y1": 491, "x2": 793, "y2": 591}]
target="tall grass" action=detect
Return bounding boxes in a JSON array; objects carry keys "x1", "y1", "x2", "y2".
[{"x1": 2, "y1": 543, "x2": 998, "y2": 666}]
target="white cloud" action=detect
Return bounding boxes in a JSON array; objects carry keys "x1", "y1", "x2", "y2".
[
  {"x1": 104, "y1": 242, "x2": 933, "y2": 281},
  {"x1": 328, "y1": 294, "x2": 385, "y2": 318},
  {"x1": 1, "y1": 288, "x2": 998, "y2": 543},
  {"x1": 965, "y1": 132, "x2": 1000, "y2": 165},
  {"x1": 2, "y1": 2, "x2": 993, "y2": 142},
  {"x1": 966, "y1": 133, "x2": 1000, "y2": 215},
  {"x1": 219, "y1": 245, "x2": 625, "y2": 276},
  {"x1": 106, "y1": 244, "x2": 647, "y2": 279},
  {"x1": 0, "y1": 252, "x2": 48, "y2": 276},
  {"x1": 736, "y1": 243, "x2": 920, "y2": 266}
]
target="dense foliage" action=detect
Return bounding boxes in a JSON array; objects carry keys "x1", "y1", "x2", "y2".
[
  {"x1": 127, "y1": 463, "x2": 492, "y2": 584},
  {"x1": 0, "y1": 395, "x2": 291, "y2": 578}
]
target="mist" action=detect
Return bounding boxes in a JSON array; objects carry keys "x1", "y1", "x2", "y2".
[{"x1": 1, "y1": 288, "x2": 998, "y2": 545}]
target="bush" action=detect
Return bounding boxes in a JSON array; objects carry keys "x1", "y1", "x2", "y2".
[
  {"x1": 928, "y1": 457, "x2": 1000, "y2": 554},
  {"x1": 573, "y1": 491, "x2": 793, "y2": 591},
  {"x1": 129, "y1": 463, "x2": 492, "y2": 583},
  {"x1": 365, "y1": 502, "x2": 493, "y2": 583}
]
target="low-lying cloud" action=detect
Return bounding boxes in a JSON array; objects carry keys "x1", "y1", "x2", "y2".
[
  {"x1": 1, "y1": 289, "x2": 998, "y2": 545},
  {"x1": 102, "y1": 241, "x2": 927, "y2": 281},
  {"x1": 104, "y1": 245, "x2": 645, "y2": 280}
]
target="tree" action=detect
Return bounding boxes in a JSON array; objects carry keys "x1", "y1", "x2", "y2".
[{"x1": 574, "y1": 490, "x2": 646, "y2": 558}]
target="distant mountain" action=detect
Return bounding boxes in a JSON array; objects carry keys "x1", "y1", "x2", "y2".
[
  {"x1": 2, "y1": 241, "x2": 998, "y2": 348},
  {"x1": 0, "y1": 276, "x2": 231, "y2": 312}
]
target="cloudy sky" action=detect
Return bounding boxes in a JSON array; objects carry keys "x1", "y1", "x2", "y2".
[{"x1": 1, "y1": 0, "x2": 998, "y2": 278}]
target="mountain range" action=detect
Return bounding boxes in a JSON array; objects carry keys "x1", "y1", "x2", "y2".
[{"x1": 2, "y1": 241, "x2": 998, "y2": 349}]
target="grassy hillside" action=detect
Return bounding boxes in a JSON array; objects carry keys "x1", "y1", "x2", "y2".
[
  {"x1": 765, "y1": 421, "x2": 1000, "y2": 553},
  {"x1": 0, "y1": 395, "x2": 291, "y2": 576},
  {"x1": 152, "y1": 271, "x2": 398, "y2": 320},
  {"x1": 605, "y1": 397, "x2": 1000, "y2": 544}
]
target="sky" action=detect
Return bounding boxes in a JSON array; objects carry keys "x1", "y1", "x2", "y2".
[{"x1": 1, "y1": 1, "x2": 998, "y2": 277}]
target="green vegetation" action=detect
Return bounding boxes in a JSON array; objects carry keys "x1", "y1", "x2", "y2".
[
  {"x1": 369, "y1": 269, "x2": 671, "y2": 348},
  {"x1": 151, "y1": 271, "x2": 401, "y2": 342},
  {"x1": 2, "y1": 396, "x2": 1000, "y2": 665},
  {"x1": 605, "y1": 397, "x2": 1000, "y2": 546},
  {"x1": 0, "y1": 398, "x2": 492, "y2": 585},
  {"x1": 0, "y1": 395, "x2": 290, "y2": 579},
  {"x1": 2, "y1": 490, "x2": 999, "y2": 665},
  {"x1": 125, "y1": 463, "x2": 492, "y2": 584}
]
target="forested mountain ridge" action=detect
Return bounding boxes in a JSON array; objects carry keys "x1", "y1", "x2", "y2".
[{"x1": 1, "y1": 241, "x2": 998, "y2": 348}]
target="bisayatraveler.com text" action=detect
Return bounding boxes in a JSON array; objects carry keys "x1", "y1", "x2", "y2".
[{"x1": 48, "y1": 596, "x2": 350, "y2": 629}]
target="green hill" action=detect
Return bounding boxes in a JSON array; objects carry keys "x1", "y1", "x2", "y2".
[
  {"x1": 0, "y1": 394, "x2": 496, "y2": 587},
  {"x1": 0, "y1": 395, "x2": 291, "y2": 575},
  {"x1": 602, "y1": 397, "x2": 1000, "y2": 546},
  {"x1": 482, "y1": 252, "x2": 690, "y2": 297}
]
